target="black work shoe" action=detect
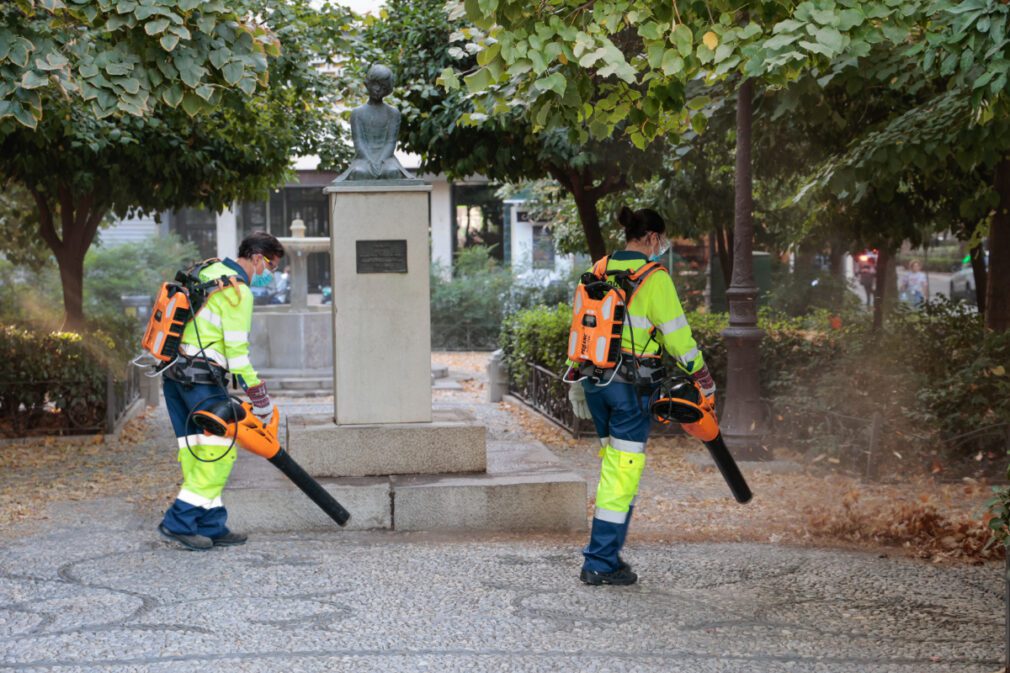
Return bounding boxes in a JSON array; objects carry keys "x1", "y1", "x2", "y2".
[
  {"x1": 211, "y1": 531, "x2": 248, "y2": 547},
  {"x1": 158, "y1": 524, "x2": 212, "y2": 551},
  {"x1": 580, "y1": 566, "x2": 638, "y2": 586},
  {"x1": 618, "y1": 557, "x2": 632, "y2": 573}
]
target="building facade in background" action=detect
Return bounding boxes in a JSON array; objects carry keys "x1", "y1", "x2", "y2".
[{"x1": 102, "y1": 168, "x2": 574, "y2": 290}]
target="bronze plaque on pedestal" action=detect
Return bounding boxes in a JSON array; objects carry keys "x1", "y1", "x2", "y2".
[{"x1": 356, "y1": 240, "x2": 408, "y2": 274}]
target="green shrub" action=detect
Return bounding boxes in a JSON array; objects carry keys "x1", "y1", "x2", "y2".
[
  {"x1": 430, "y1": 248, "x2": 514, "y2": 350},
  {"x1": 500, "y1": 304, "x2": 843, "y2": 400},
  {"x1": 891, "y1": 299, "x2": 1010, "y2": 445},
  {"x1": 431, "y1": 246, "x2": 580, "y2": 350},
  {"x1": 765, "y1": 270, "x2": 862, "y2": 318},
  {"x1": 0, "y1": 326, "x2": 113, "y2": 435},
  {"x1": 499, "y1": 304, "x2": 572, "y2": 386},
  {"x1": 501, "y1": 293, "x2": 1007, "y2": 464}
]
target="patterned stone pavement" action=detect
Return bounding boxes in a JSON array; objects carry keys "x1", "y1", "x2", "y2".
[{"x1": 0, "y1": 498, "x2": 1002, "y2": 673}]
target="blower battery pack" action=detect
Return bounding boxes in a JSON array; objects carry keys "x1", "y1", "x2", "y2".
[{"x1": 140, "y1": 281, "x2": 194, "y2": 367}]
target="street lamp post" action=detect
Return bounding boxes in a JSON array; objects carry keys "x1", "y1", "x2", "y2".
[{"x1": 720, "y1": 78, "x2": 765, "y2": 459}]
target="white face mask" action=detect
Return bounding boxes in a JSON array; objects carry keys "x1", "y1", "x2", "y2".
[{"x1": 650, "y1": 235, "x2": 670, "y2": 262}]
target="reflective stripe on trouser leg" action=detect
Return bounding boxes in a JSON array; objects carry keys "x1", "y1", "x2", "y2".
[
  {"x1": 583, "y1": 446, "x2": 646, "y2": 573},
  {"x1": 161, "y1": 441, "x2": 236, "y2": 539},
  {"x1": 178, "y1": 442, "x2": 237, "y2": 501},
  {"x1": 594, "y1": 445, "x2": 645, "y2": 522}
]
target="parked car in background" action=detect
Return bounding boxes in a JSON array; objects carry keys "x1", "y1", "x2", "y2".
[{"x1": 949, "y1": 251, "x2": 988, "y2": 304}]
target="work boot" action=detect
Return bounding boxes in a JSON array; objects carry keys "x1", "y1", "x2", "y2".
[
  {"x1": 211, "y1": 531, "x2": 248, "y2": 547},
  {"x1": 618, "y1": 557, "x2": 632, "y2": 573},
  {"x1": 580, "y1": 565, "x2": 638, "y2": 586},
  {"x1": 158, "y1": 524, "x2": 212, "y2": 551}
]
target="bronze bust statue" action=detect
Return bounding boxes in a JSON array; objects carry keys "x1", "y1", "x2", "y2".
[{"x1": 338, "y1": 64, "x2": 414, "y2": 181}]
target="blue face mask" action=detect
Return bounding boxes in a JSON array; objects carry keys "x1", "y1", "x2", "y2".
[
  {"x1": 252, "y1": 269, "x2": 273, "y2": 288},
  {"x1": 649, "y1": 237, "x2": 670, "y2": 263}
]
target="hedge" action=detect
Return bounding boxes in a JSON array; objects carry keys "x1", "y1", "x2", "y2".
[
  {"x1": 0, "y1": 326, "x2": 117, "y2": 435},
  {"x1": 500, "y1": 306, "x2": 843, "y2": 399},
  {"x1": 500, "y1": 300, "x2": 1007, "y2": 461}
]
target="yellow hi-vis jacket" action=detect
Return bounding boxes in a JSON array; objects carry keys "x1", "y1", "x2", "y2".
[
  {"x1": 581, "y1": 251, "x2": 705, "y2": 374},
  {"x1": 178, "y1": 259, "x2": 262, "y2": 388}
]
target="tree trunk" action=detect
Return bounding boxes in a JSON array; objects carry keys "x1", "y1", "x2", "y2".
[
  {"x1": 547, "y1": 164, "x2": 626, "y2": 262},
  {"x1": 29, "y1": 185, "x2": 106, "y2": 332},
  {"x1": 970, "y1": 241, "x2": 988, "y2": 318},
  {"x1": 54, "y1": 249, "x2": 86, "y2": 331},
  {"x1": 829, "y1": 241, "x2": 845, "y2": 281},
  {"x1": 720, "y1": 77, "x2": 765, "y2": 459},
  {"x1": 988, "y1": 157, "x2": 1010, "y2": 332},
  {"x1": 872, "y1": 248, "x2": 891, "y2": 331},
  {"x1": 572, "y1": 190, "x2": 606, "y2": 261},
  {"x1": 795, "y1": 242, "x2": 817, "y2": 281}
]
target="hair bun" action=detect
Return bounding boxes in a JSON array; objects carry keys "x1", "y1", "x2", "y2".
[{"x1": 617, "y1": 206, "x2": 635, "y2": 229}]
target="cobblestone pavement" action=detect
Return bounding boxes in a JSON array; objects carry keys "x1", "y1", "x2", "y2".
[{"x1": 0, "y1": 497, "x2": 1002, "y2": 673}]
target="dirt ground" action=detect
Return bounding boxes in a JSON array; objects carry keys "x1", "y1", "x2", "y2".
[{"x1": 0, "y1": 352, "x2": 1000, "y2": 566}]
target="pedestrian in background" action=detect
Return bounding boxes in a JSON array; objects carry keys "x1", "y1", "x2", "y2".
[
  {"x1": 855, "y1": 250, "x2": 876, "y2": 307},
  {"x1": 900, "y1": 259, "x2": 928, "y2": 308}
]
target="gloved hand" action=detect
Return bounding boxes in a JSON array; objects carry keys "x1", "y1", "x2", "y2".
[
  {"x1": 691, "y1": 364, "x2": 716, "y2": 407},
  {"x1": 247, "y1": 382, "x2": 274, "y2": 423},
  {"x1": 568, "y1": 384, "x2": 592, "y2": 420}
]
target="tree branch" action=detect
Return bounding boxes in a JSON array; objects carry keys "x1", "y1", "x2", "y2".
[
  {"x1": 29, "y1": 187, "x2": 62, "y2": 253},
  {"x1": 546, "y1": 163, "x2": 576, "y2": 195},
  {"x1": 82, "y1": 201, "x2": 106, "y2": 249},
  {"x1": 586, "y1": 171, "x2": 628, "y2": 201}
]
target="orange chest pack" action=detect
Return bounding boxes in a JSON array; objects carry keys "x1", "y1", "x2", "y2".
[
  {"x1": 139, "y1": 259, "x2": 244, "y2": 372},
  {"x1": 567, "y1": 256, "x2": 665, "y2": 370}
]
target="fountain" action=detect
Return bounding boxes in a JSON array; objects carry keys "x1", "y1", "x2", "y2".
[{"x1": 248, "y1": 218, "x2": 333, "y2": 390}]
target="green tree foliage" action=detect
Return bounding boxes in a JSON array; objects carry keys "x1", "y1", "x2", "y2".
[
  {"x1": 363, "y1": 0, "x2": 663, "y2": 260},
  {"x1": 0, "y1": 182, "x2": 49, "y2": 269},
  {"x1": 0, "y1": 233, "x2": 199, "y2": 353},
  {"x1": 0, "y1": 0, "x2": 276, "y2": 129},
  {"x1": 794, "y1": 0, "x2": 1010, "y2": 331},
  {"x1": 0, "y1": 0, "x2": 356, "y2": 329},
  {"x1": 458, "y1": 0, "x2": 915, "y2": 143}
]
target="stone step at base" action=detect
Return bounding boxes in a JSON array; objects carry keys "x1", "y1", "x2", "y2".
[
  {"x1": 224, "y1": 440, "x2": 588, "y2": 534},
  {"x1": 259, "y1": 366, "x2": 459, "y2": 392}
]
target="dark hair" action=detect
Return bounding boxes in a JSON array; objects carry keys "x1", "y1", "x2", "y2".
[
  {"x1": 617, "y1": 206, "x2": 665, "y2": 241},
  {"x1": 238, "y1": 231, "x2": 285, "y2": 260}
]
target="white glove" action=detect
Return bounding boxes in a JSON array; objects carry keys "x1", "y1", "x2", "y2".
[
  {"x1": 251, "y1": 404, "x2": 275, "y2": 425},
  {"x1": 568, "y1": 384, "x2": 592, "y2": 420},
  {"x1": 246, "y1": 382, "x2": 274, "y2": 423}
]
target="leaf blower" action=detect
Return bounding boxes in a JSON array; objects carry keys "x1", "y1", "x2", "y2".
[
  {"x1": 192, "y1": 399, "x2": 351, "y2": 527},
  {"x1": 650, "y1": 377, "x2": 753, "y2": 504}
]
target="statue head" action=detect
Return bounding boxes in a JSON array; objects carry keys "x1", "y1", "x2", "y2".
[{"x1": 365, "y1": 64, "x2": 394, "y2": 101}]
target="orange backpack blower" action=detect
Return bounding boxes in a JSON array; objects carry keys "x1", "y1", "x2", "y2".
[
  {"x1": 565, "y1": 256, "x2": 664, "y2": 383},
  {"x1": 138, "y1": 259, "x2": 243, "y2": 373}
]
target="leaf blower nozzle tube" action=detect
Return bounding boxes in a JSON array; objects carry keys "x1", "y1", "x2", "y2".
[
  {"x1": 651, "y1": 378, "x2": 753, "y2": 504},
  {"x1": 193, "y1": 400, "x2": 351, "y2": 527}
]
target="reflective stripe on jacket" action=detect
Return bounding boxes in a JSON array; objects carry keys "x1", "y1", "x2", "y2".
[
  {"x1": 179, "y1": 259, "x2": 261, "y2": 388},
  {"x1": 595, "y1": 251, "x2": 705, "y2": 374}
]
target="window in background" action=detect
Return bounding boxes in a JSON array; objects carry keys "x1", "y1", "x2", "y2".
[
  {"x1": 171, "y1": 208, "x2": 217, "y2": 260},
  {"x1": 532, "y1": 225, "x2": 555, "y2": 270}
]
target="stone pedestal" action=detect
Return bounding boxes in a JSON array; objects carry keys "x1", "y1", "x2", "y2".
[
  {"x1": 225, "y1": 179, "x2": 588, "y2": 535},
  {"x1": 325, "y1": 180, "x2": 432, "y2": 425}
]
